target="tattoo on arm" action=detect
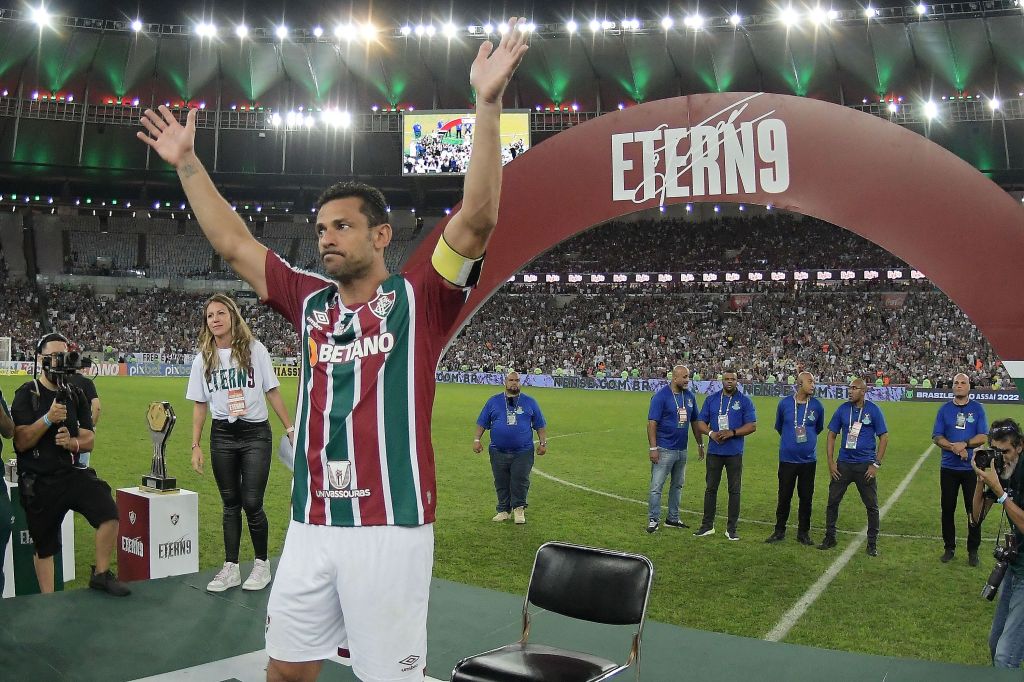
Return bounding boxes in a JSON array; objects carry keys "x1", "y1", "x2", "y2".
[{"x1": 179, "y1": 163, "x2": 197, "y2": 179}]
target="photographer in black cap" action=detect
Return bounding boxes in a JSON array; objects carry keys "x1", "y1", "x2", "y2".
[
  {"x1": 10, "y1": 332, "x2": 128, "y2": 596},
  {"x1": 972, "y1": 418, "x2": 1024, "y2": 667}
]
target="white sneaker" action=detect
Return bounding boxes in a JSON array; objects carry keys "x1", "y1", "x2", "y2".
[
  {"x1": 513, "y1": 506, "x2": 526, "y2": 524},
  {"x1": 492, "y1": 511, "x2": 510, "y2": 522},
  {"x1": 243, "y1": 559, "x2": 272, "y2": 591},
  {"x1": 206, "y1": 562, "x2": 241, "y2": 592}
]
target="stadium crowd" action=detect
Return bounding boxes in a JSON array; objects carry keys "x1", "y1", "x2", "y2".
[
  {"x1": 443, "y1": 289, "x2": 1010, "y2": 389},
  {"x1": 0, "y1": 214, "x2": 1008, "y2": 390},
  {"x1": 528, "y1": 216, "x2": 906, "y2": 273}
]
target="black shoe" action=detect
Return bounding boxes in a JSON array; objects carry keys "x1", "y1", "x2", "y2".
[
  {"x1": 765, "y1": 532, "x2": 786, "y2": 544},
  {"x1": 866, "y1": 544, "x2": 878, "y2": 557},
  {"x1": 940, "y1": 549, "x2": 955, "y2": 563},
  {"x1": 817, "y1": 536, "x2": 837, "y2": 550},
  {"x1": 797, "y1": 533, "x2": 815, "y2": 546},
  {"x1": 89, "y1": 566, "x2": 131, "y2": 597},
  {"x1": 969, "y1": 552, "x2": 980, "y2": 567},
  {"x1": 664, "y1": 518, "x2": 690, "y2": 529},
  {"x1": 693, "y1": 526, "x2": 715, "y2": 537}
]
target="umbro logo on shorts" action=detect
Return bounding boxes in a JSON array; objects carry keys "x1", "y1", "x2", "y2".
[{"x1": 399, "y1": 655, "x2": 420, "y2": 671}]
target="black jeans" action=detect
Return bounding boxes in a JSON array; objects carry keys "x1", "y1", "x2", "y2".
[
  {"x1": 940, "y1": 467, "x2": 981, "y2": 553},
  {"x1": 775, "y1": 461, "x2": 816, "y2": 535},
  {"x1": 210, "y1": 419, "x2": 272, "y2": 563},
  {"x1": 824, "y1": 461, "x2": 879, "y2": 543},
  {"x1": 702, "y1": 454, "x2": 743, "y2": 533}
]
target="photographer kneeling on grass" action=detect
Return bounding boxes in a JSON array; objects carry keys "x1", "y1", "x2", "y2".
[
  {"x1": 972, "y1": 418, "x2": 1024, "y2": 667},
  {"x1": 10, "y1": 332, "x2": 129, "y2": 596}
]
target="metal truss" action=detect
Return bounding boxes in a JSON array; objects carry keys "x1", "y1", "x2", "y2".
[{"x1": 3, "y1": 96, "x2": 1021, "y2": 132}]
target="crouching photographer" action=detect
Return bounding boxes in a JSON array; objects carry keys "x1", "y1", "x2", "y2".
[
  {"x1": 972, "y1": 418, "x2": 1024, "y2": 667},
  {"x1": 10, "y1": 333, "x2": 129, "y2": 596}
]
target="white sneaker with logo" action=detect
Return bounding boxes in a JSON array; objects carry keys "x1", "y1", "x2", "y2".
[
  {"x1": 206, "y1": 562, "x2": 241, "y2": 592},
  {"x1": 513, "y1": 507, "x2": 526, "y2": 524},
  {"x1": 243, "y1": 559, "x2": 272, "y2": 591}
]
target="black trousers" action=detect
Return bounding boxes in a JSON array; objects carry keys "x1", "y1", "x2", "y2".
[
  {"x1": 775, "y1": 461, "x2": 816, "y2": 535},
  {"x1": 210, "y1": 419, "x2": 272, "y2": 563},
  {"x1": 824, "y1": 461, "x2": 879, "y2": 543},
  {"x1": 701, "y1": 454, "x2": 743, "y2": 533},
  {"x1": 940, "y1": 467, "x2": 981, "y2": 553}
]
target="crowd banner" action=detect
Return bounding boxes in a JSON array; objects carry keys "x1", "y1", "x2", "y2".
[
  {"x1": 434, "y1": 372, "x2": 1017, "y2": 404},
  {"x1": 127, "y1": 361, "x2": 163, "y2": 376},
  {"x1": 0, "y1": 361, "x2": 34, "y2": 375},
  {"x1": 272, "y1": 365, "x2": 301, "y2": 378},
  {"x1": 83, "y1": 362, "x2": 128, "y2": 377},
  {"x1": 908, "y1": 389, "x2": 1022, "y2": 403},
  {"x1": 160, "y1": 363, "x2": 192, "y2": 377}
]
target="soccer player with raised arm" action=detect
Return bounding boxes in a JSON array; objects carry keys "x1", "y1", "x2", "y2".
[{"x1": 138, "y1": 18, "x2": 529, "y2": 682}]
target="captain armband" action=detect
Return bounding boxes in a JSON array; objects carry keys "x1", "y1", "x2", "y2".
[{"x1": 431, "y1": 236, "x2": 484, "y2": 288}]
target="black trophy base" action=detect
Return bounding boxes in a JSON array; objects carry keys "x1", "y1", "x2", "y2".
[{"x1": 141, "y1": 475, "x2": 178, "y2": 493}]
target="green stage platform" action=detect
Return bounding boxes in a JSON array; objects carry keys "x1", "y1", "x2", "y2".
[{"x1": 0, "y1": 562, "x2": 1017, "y2": 681}]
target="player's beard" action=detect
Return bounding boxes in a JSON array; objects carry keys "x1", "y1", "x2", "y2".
[{"x1": 323, "y1": 242, "x2": 374, "y2": 284}]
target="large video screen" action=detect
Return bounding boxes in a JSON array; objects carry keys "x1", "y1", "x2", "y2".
[{"x1": 402, "y1": 110, "x2": 530, "y2": 175}]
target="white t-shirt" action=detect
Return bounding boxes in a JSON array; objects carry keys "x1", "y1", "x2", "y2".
[{"x1": 186, "y1": 340, "x2": 279, "y2": 422}]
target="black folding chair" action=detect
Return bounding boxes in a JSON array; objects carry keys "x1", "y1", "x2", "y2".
[{"x1": 451, "y1": 541, "x2": 655, "y2": 682}]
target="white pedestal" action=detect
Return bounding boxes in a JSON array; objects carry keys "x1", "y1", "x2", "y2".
[{"x1": 116, "y1": 487, "x2": 199, "y2": 581}]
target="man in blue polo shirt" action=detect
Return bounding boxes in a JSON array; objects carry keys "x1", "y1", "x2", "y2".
[
  {"x1": 694, "y1": 369, "x2": 757, "y2": 540},
  {"x1": 645, "y1": 365, "x2": 704, "y2": 533},
  {"x1": 473, "y1": 371, "x2": 548, "y2": 525},
  {"x1": 932, "y1": 372, "x2": 988, "y2": 566},
  {"x1": 819, "y1": 378, "x2": 889, "y2": 556},
  {"x1": 766, "y1": 371, "x2": 825, "y2": 546}
]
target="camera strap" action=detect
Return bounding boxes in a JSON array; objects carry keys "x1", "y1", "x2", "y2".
[{"x1": 996, "y1": 503, "x2": 1009, "y2": 553}]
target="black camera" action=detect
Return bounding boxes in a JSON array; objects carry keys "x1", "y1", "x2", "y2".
[
  {"x1": 983, "y1": 533, "x2": 1019, "y2": 601},
  {"x1": 41, "y1": 351, "x2": 91, "y2": 375},
  {"x1": 975, "y1": 447, "x2": 1006, "y2": 476}
]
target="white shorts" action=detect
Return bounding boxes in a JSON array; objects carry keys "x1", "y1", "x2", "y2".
[{"x1": 266, "y1": 520, "x2": 434, "y2": 682}]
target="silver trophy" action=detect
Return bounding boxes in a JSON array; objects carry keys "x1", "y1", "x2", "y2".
[{"x1": 142, "y1": 401, "x2": 178, "y2": 492}]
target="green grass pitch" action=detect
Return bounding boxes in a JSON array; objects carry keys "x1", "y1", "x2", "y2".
[{"x1": 2, "y1": 375, "x2": 1020, "y2": 666}]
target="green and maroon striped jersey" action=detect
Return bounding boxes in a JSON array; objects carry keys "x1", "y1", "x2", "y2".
[{"x1": 264, "y1": 250, "x2": 467, "y2": 526}]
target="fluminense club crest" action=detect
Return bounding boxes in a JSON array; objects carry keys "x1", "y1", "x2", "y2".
[
  {"x1": 129, "y1": 511, "x2": 137, "y2": 525},
  {"x1": 369, "y1": 291, "x2": 397, "y2": 319},
  {"x1": 326, "y1": 460, "x2": 353, "y2": 490}
]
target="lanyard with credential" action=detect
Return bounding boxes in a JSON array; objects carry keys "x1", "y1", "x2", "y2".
[
  {"x1": 794, "y1": 397, "x2": 809, "y2": 429},
  {"x1": 672, "y1": 390, "x2": 683, "y2": 410},
  {"x1": 848, "y1": 405, "x2": 863, "y2": 435},
  {"x1": 720, "y1": 393, "x2": 733, "y2": 417}
]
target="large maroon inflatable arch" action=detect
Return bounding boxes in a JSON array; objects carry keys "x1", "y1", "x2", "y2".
[{"x1": 406, "y1": 93, "x2": 1024, "y2": 387}]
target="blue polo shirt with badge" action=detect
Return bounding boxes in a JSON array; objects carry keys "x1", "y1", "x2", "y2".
[
  {"x1": 477, "y1": 393, "x2": 546, "y2": 453},
  {"x1": 648, "y1": 385, "x2": 698, "y2": 451},
  {"x1": 932, "y1": 399, "x2": 988, "y2": 471},
  {"x1": 828, "y1": 401, "x2": 888, "y2": 463},
  {"x1": 698, "y1": 390, "x2": 756, "y2": 457},
  {"x1": 775, "y1": 395, "x2": 826, "y2": 464}
]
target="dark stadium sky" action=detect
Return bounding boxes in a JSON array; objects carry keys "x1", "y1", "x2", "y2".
[{"x1": 44, "y1": 1, "x2": 907, "y2": 25}]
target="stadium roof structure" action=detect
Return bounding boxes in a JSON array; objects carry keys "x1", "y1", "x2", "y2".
[{"x1": 0, "y1": 1, "x2": 1021, "y2": 208}]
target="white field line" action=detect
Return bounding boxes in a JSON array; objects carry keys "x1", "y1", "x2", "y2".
[
  {"x1": 535, "y1": 435, "x2": 977, "y2": 543},
  {"x1": 763, "y1": 445, "x2": 936, "y2": 642}
]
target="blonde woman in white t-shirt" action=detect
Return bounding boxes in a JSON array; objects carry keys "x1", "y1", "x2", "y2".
[{"x1": 186, "y1": 294, "x2": 293, "y2": 593}]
